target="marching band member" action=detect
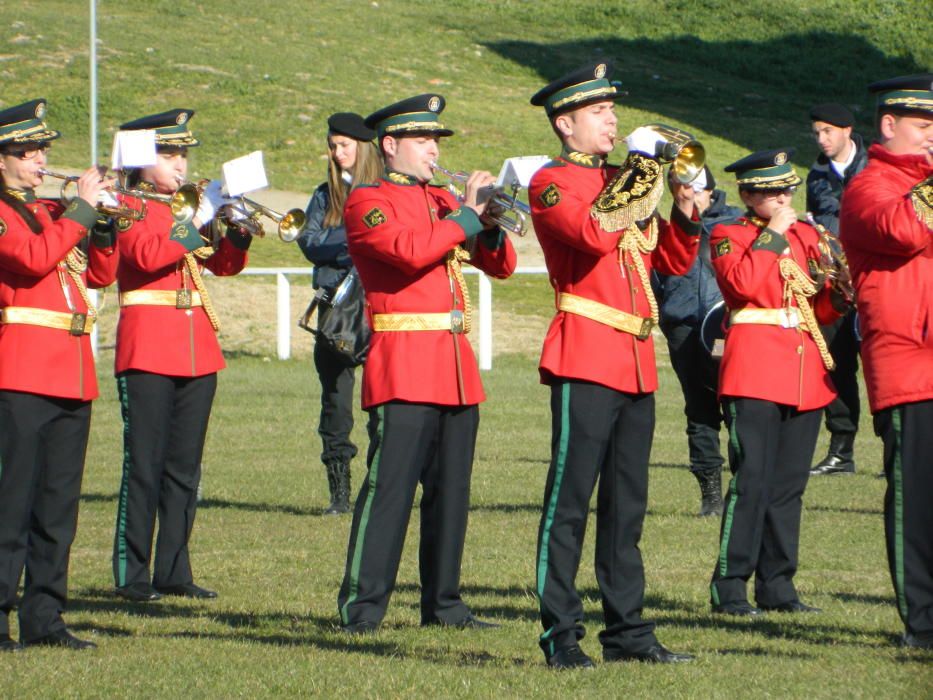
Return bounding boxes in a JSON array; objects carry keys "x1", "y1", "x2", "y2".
[
  {"x1": 839, "y1": 74, "x2": 933, "y2": 650},
  {"x1": 0, "y1": 99, "x2": 117, "y2": 650},
  {"x1": 297, "y1": 112, "x2": 382, "y2": 515},
  {"x1": 528, "y1": 62, "x2": 699, "y2": 668},
  {"x1": 709, "y1": 149, "x2": 845, "y2": 617},
  {"x1": 337, "y1": 94, "x2": 515, "y2": 633},
  {"x1": 110, "y1": 109, "x2": 250, "y2": 603}
]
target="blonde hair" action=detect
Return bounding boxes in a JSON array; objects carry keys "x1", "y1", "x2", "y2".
[{"x1": 323, "y1": 137, "x2": 383, "y2": 228}]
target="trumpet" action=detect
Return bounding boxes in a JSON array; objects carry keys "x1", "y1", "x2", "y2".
[
  {"x1": 431, "y1": 162, "x2": 530, "y2": 236},
  {"x1": 806, "y1": 212, "x2": 855, "y2": 304},
  {"x1": 642, "y1": 124, "x2": 706, "y2": 184},
  {"x1": 222, "y1": 196, "x2": 307, "y2": 243},
  {"x1": 38, "y1": 168, "x2": 146, "y2": 221}
]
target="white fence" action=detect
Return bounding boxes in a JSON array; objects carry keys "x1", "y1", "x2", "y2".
[{"x1": 234, "y1": 266, "x2": 548, "y2": 369}]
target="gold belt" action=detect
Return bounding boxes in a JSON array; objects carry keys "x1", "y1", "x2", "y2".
[
  {"x1": 1, "y1": 306, "x2": 94, "y2": 335},
  {"x1": 371, "y1": 311, "x2": 465, "y2": 333},
  {"x1": 730, "y1": 307, "x2": 809, "y2": 331},
  {"x1": 557, "y1": 292, "x2": 654, "y2": 340},
  {"x1": 120, "y1": 289, "x2": 203, "y2": 309}
]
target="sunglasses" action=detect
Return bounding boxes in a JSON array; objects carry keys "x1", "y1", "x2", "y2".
[{"x1": 4, "y1": 143, "x2": 51, "y2": 160}]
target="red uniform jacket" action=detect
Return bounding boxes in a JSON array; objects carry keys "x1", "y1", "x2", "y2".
[
  {"x1": 839, "y1": 144, "x2": 933, "y2": 413},
  {"x1": 345, "y1": 174, "x2": 516, "y2": 409},
  {"x1": 528, "y1": 154, "x2": 700, "y2": 394},
  {"x1": 710, "y1": 216, "x2": 839, "y2": 411},
  {"x1": 0, "y1": 195, "x2": 117, "y2": 400},
  {"x1": 114, "y1": 198, "x2": 248, "y2": 377}
]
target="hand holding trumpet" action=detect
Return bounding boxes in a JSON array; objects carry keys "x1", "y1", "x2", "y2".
[{"x1": 460, "y1": 170, "x2": 496, "y2": 219}]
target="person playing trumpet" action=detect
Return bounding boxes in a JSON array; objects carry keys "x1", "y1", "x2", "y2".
[
  {"x1": 110, "y1": 109, "x2": 250, "y2": 603},
  {"x1": 337, "y1": 94, "x2": 516, "y2": 633},
  {"x1": 708, "y1": 148, "x2": 847, "y2": 618},
  {"x1": 528, "y1": 61, "x2": 700, "y2": 669},
  {"x1": 0, "y1": 98, "x2": 118, "y2": 650}
]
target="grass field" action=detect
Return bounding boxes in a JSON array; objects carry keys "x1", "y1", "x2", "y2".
[{"x1": 3, "y1": 352, "x2": 930, "y2": 697}]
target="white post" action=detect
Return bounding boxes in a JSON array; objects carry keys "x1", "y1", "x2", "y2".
[
  {"x1": 89, "y1": 0, "x2": 97, "y2": 165},
  {"x1": 478, "y1": 273, "x2": 492, "y2": 370},
  {"x1": 276, "y1": 272, "x2": 291, "y2": 360},
  {"x1": 89, "y1": 289, "x2": 99, "y2": 358}
]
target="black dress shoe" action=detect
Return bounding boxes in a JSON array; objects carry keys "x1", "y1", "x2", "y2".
[
  {"x1": 424, "y1": 613, "x2": 500, "y2": 630},
  {"x1": 115, "y1": 583, "x2": 161, "y2": 602},
  {"x1": 154, "y1": 583, "x2": 217, "y2": 599},
  {"x1": 604, "y1": 643, "x2": 694, "y2": 664},
  {"x1": 900, "y1": 632, "x2": 933, "y2": 650},
  {"x1": 809, "y1": 456, "x2": 855, "y2": 476},
  {"x1": 546, "y1": 644, "x2": 595, "y2": 670},
  {"x1": 25, "y1": 628, "x2": 96, "y2": 650},
  {"x1": 712, "y1": 601, "x2": 764, "y2": 616},
  {"x1": 0, "y1": 634, "x2": 24, "y2": 652},
  {"x1": 341, "y1": 620, "x2": 379, "y2": 635},
  {"x1": 759, "y1": 600, "x2": 821, "y2": 614}
]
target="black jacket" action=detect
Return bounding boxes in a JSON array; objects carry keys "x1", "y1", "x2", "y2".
[
  {"x1": 653, "y1": 189, "x2": 742, "y2": 328},
  {"x1": 805, "y1": 132, "x2": 868, "y2": 234},
  {"x1": 296, "y1": 182, "x2": 353, "y2": 290}
]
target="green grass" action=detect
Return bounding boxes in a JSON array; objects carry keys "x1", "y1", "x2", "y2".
[{"x1": 4, "y1": 354, "x2": 930, "y2": 697}]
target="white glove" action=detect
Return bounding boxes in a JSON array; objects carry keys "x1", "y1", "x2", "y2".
[
  {"x1": 98, "y1": 190, "x2": 121, "y2": 209},
  {"x1": 194, "y1": 179, "x2": 226, "y2": 223},
  {"x1": 625, "y1": 126, "x2": 666, "y2": 158}
]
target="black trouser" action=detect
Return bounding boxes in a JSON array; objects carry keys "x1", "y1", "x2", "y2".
[
  {"x1": 112, "y1": 371, "x2": 216, "y2": 589},
  {"x1": 820, "y1": 311, "x2": 861, "y2": 435},
  {"x1": 313, "y1": 339, "x2": 357, "y2": 466},
  {"x1": 874, "y1": 399, "x2": 933, "y2": 639},
  {"x1": 0, "y1": 391, "x2": 91, "y2": 642},
  {"x1": 338, "y1": 402, "x2": 479, "y2": 626},
  {"x1": 535, "y1": 381, "x2": 657, "y2": 657},
  {"x1": 711, "y1": 398, "x2": 820, "y2": 607},
  {"x1": 663, "y1": 322, "x2": 724, "y2": 473}
]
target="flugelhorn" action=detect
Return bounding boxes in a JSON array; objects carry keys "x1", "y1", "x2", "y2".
[
  {"x1": 431, "y1": 162, "x2": 530, "y2": 236},
  {"x1": 642, "y1": 124, "x2": 705, "y2": 184},
  {"x1": 223, "y1": 197, "x2": 306, "y2": 243}
]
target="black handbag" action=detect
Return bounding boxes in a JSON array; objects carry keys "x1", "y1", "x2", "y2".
[{"x1": 298, "y1": 268, "x2": 371, "y2": 367}]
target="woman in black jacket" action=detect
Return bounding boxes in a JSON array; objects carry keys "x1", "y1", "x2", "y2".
[{"x1": 297, "y1": 113, "x2": 382, "y2": 514}]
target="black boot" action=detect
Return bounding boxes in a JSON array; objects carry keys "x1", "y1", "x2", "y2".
[
  {"x1": 810, "y1": 433, "x2": 856, "y2": 475},
  {"x1": 694, "y1": 468, "x2": 723, "y2": 517},
  {"x1": 324, "y1": 461, "x2": 351, "y2": 515}
]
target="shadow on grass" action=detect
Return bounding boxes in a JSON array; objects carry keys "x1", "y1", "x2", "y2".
[
  {"x1": 829, "y1": 591, "x2": 894, "y2": 607},
  {"x1": 483, "y1": 32, "x2": 926, "y2": 162},
  {"x1": 805, "y1": 504, "x2": 883, "y2": 516}
]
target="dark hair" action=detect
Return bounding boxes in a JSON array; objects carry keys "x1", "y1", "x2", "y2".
[{"x1": 0, "y1": 145, "x2": 42, "y2": 233}]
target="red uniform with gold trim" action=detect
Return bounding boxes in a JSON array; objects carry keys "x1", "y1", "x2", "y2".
[
  {"x1": 114, "y1": 198, "x2": 247, "y2": 377},
  {"x1": 0, "y1": 196, "x2": 117, "y2": 400},
  {"x1": 710, "y1": 216, "x2": 839, "y2": 411},
  {"x1": 344, "y1": 175, "x2": 516, "y2": 409},
  {"x1": 528, "y1": 153, "x2": 700, "y2": 394},
  {"x1": 839, "y1": 144, "x2": 933, "y2": 413}
]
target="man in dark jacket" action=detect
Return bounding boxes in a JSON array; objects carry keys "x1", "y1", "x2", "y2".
[
  {"x1": 806, "y1": 104, "x2": 868, "y2": 475},
  {"x1": 654, "y1": 165, "x2": 741, "y2": 516}
]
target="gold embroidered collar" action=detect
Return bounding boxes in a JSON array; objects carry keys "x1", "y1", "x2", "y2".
[
  {"x1": 384, "y1": 170, "x2": 418, "y2": 186},
  {"x1": 4, "y1": 187, "x2": 33, "y2": 202},
  {"x1": 561, "y1": 147, "x2": 604, "y2": 169}
]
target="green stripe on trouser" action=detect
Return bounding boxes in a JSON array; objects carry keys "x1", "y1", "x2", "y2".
[
  {"x1": 536, "y1": 382, "x2": 571, "y2": 653},
  {"x1": 892, "y1": 407, "x2": 908, "y2": 621},
  {"x1": 114, "y1": 374, "x2": 133, "y2": 587},
  {"x1": 340, "y1": 404, "x2": 384, "y2": 625},
  {"x1": 712, "y1": 400, "x2": 742, "y2": 605}
]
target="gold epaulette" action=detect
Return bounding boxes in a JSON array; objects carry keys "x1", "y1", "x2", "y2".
[
  {"x1": 911, "y1": 176, "x2": 933, "y2": 230},
  {"x1": 590, "y1": 152, "x2": 664, "y2": 233}
]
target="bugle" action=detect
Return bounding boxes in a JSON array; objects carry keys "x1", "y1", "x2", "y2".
[
  {"x1": 223, "y1": 197, "x2": 306, "y2": 243},
  {"x1": 641, "y1": 124, "x2": 706, "y2": 184},
  {"x1": 431, "y1": 162, "x2": 530, "y2": 236},
  {"x1": 806, "y1": 212, "x2": 855, "y2": 303},
  {"x1": 38, "y1": 168, "x2": 146, "y2": 221}
]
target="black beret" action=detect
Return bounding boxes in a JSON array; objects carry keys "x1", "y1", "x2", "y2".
[
  {"x1": 530, "y1": 60, "x2": 625, "y2": 117},
  {"x1": 809, "y1": 103, "x2": 854, "y2": 128},
  {"x1": 119, "y1": 109, "x2": 199, "y2": 147},
  {"x1": 364, "y1": 94, "x2": 453, "y2": 138},
  {"x1": 327, "y1": 112, "x2": 375, "y2": 141},
  {"x1": 868, "y1": 73, "x2": 933, "y2": 116}
]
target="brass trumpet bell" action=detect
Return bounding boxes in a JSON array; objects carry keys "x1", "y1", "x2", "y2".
[
  {"x1": 644, "y1": 123, "x2": 706, "y2": 184},
  {"x1": 227, "y1": 197, "x2": 307, "y2": 242}
]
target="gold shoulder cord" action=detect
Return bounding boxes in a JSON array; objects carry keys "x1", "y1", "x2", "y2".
[
  {"x1": 184, "y1": 247, "x2": 221, "y2": 331},
  {"x1": 779, "y1": 257, "x2": 834, "y2": 371},
  {"x1": 63, "y1": 247, "x2": 97, "y2": 322},
  {"x1": 618, "y1": 219, "x2": 660, "y2": 324},
  {"x1": 446, "y1": 246, "x2": 472, "y2": 334}
]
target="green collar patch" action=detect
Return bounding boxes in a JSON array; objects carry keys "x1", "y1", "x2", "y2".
[
  {"x1": 384, "y1": 170, "x2": 418, "y2": 186},
  {"x1": 561, "y1": 147, "x2": 603, "y2": 169}
]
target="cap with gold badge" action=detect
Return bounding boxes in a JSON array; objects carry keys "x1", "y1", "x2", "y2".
[
  {"x1": 868, "y1": 73, "x2": 933, "y2": 116},
  {"x1": 725, "y1": 148, "x2": 802, "y2": 190},
  {"x1": 119, "y1": 108, "x2": 199, "y2": 147},
  {"x1": 530, "y1": 61, "x2": 625, "y2": 117},
  {"x1": 0, "y1": 98, "x2": 60, "y2": 146},
  {"x1": 364, "y1": 95, "x2": 453, "y2": 139}
]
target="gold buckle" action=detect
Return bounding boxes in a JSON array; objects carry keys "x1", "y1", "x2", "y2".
[
  {"x1": 176, "y1": 289, "x2": 192, "y2": 309},
  {"x1": 636, "y1": 317, "x2": 654, "y2": 341},
  {"x1": 450, "y1": 310, "x2": 464, "y2": 334},
  {"x1": 70, "y1": 312, "x2": 87, "y2": 336}
]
